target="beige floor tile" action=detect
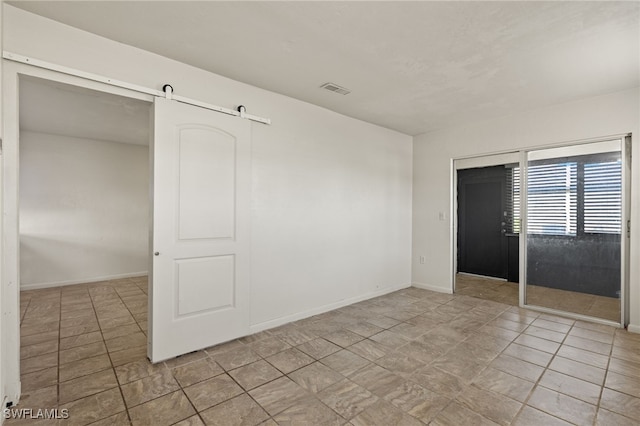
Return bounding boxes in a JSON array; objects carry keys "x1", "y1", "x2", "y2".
[
  {"x1": 402, "y1": 340, "x2": 448, "y2": 365},
  {"x1": 320, "y1": 350, "x2": 370, "y2": 377},
  {"x1": 410, "y1": 366, "x2": 467, "y2": 397},
  {"x1": 212, "y1": 346, "x2": 261, "y2": 371},
  {"x1": 351, "y1": 399, "x2": 423, "y2": 426},
  {"x1": 548, "y1": 356, "x2": 606, "y2": 385},
  {"x1": 513, "y1": 406, "x2": 571, "y2": 426},
  {"x1": 20, "y1": 340, "x2": 59, "y2": 361},
  {"x1": 60, "y1": 307, "x2": 95, "y2": 320},
  {"x1": 430, "y1": 355, "x2": 485, "y2": 382},
  {"x1": 128, "y1": 390, "x2": 195, "y2": 426},
  {"x1": 109, "y1": 345, "x2": 147, "y2": 367},
  {"x1": 490, "y1": 355, "x2": 544, "y2": 382},
  {"x1": 527, "y1": 386, "x2": 597, "y2": 425},
  {"x1": 599, "y1": 388, "x2": 640, "y2": 421},
  {"x1": 87, "y1": 410, "x2": 131, "y2": 426},
  {"x1": 596, "y1": 408, "x2": 638, "y2": 426},
  {"x1": 296, "y1": 338, "x2": 341, "y2": 360},
  {"x1": 502, "y1": 343, "x2": 552, "y2": 367},
  {"x1": 115, "y1": 359, "x2": 168, "y2": 385},
  {"x1": 523, "y1": 325, "x2": 566, "y2": 343},
  {"x1": 163, "y1": 350, "x2": 207, "y2": 369},
  {"x1": 349, "y1": 364, "x2": 406, "y2": 397},
  {"x1": 60, "y1": 323, "x2": 101, "y2": 339},
  {"x1": 101, "y1": 323, "x2": 142, "y2": 341},
  {"x1": 173, "y1": 415, "x2": 204, "y2": 426},
  {"x1": 564, "y1": 335, "x2": 611, "y2": 355},
  {"x1": 472, "y1": 367, "x2": 534, "y2": 402},
  {"x1": 530, "y1": 318, "x2": 572, "y2": 333},
  {"x1": 538, "y1": 370, "x2": 601, "y2": 405},
  {"x1": 14, "y1": 385, "x2": 58, "y2": 410},
  {"x1": 605, "y1": 371, "x2": 640, "y2": 398},
  {"x1": 323, "y1": 329, "x2": 365, "y2": 348},
  {"x1": 59, "y1": 341, "x2": 107, "y2": 365},
  {"x1": 289, "y1": 361, "x2": 344, "y2": 393},
  {"x1": 344, "y1": 322, "x2": 384, "y2": 338},
  {"x1": 569, "y1": 327, "x2": 614, "y2": 344},
  {"x1": 612, "y1": 345, "x2": 640, "y2": 363},
  {"x1": 229, "y1": 360, "x2": 283, "y2": 391},
  {"x1": 347, "y1": 339, "x2": 389, "y2": 362},
  {"x1": 98, "y1": 314, "x2": 136, "y2": 330},
  {"x1": 60, "y1": 388, "x2": 125, "y2": 426},
  {"x1": 455, "y1": 385, "x2": 522, "y2": 425},
  {"x1": 376, "y1": 352, "x2": 425, "y2": 377},
  {"x1": 59, "y1": 354, "x2": 112, "y2": 382},
  {"x1": 265, "y1": 347, "x2": 314, "y2": 374},
  {"x1": 121, "y1": 369, "x2": 180, "y2": 408},
  {"x1": 183, "y1": 373, "x2": 244, "y2": 412},
  {"x1": 556, "y1": 344, "x2": 609, "y2": 369},
  {"x1": 368, "y1": 330, "x2": 410, "y2": 349},
  {"x1": 21, "y1": 352, "x2": 58, "y2": 375},
  {"x1": 383, "y1": 380, "x2": 450, "y2": 423},
  {"x1": 59, "y1": 369, "x2": 119, "y2": 404},
  {"x1": 171, "y1": 357, "x2": 223, "y2": 387},
  {"x1": 513, "y1": 334, "x2": 561, "y2": 354},
  {"x1": 60, "y1": 316, "x2": 98, "y2": 330},
  {"x1": 318, "y1": 379, "x2": 378, "y2": 420},
  {"x1": 273, "y1": 397, "x2": 345, "y2": 425},
  {"x1": 608, "y1": 356, "x2": 640, "y2": 379},
  {"x1": 200, "y1": 393, "x2": 269, "y2": 426},
  {"x1": 430, "y1": 401, "x2": 499, "y2": 426},
  {"x1": 247, "y1": 336, "x2": 291, "y2": 358},
  {"x1": 21, "y1": 330, "x2": 59, "y2": 347},
  {"x1": 18, "y1": 280, "x2": 635, "y2": 426},
  {"x1": 478, "y1": 325, "x2": 521, "y2": 341},
  {"x1": 104, "y1": 331, "x2": 146, "y2": 353},
  {"x1": 59, "y1": 331, "x2": 103, "y2": 351}
]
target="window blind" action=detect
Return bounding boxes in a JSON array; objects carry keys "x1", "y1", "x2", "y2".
[
  {"x1": 527, "y1": 162, "x2": 577, "y2": 236},
  {"x1": 584, "y1": 161, "x2": 622, "y2": 234},
  {"x1": 506, "y1": 167, "x2": 520, "y2": 234}
]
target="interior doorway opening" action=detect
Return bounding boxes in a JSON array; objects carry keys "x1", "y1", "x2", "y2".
[
  {"x1": 17, "y1": 75, "x2": 152, "y2": 388},
  {"x1": 455, "y1": 162, "x2": 520, "y2": 306}
]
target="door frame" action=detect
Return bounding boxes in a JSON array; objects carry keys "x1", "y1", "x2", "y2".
[
  {"x1": 520, "y1": 137, "x2": 631, "y2": 327},
  {"x1": 452, "y1": 152, "x2": 519, "y2": 293},
  {"x1": 2, "y1": 60, "x2": 154, "y2": 405},
  {"x1": 451, "y1": 134, "x2": 631, "y2": 327}
]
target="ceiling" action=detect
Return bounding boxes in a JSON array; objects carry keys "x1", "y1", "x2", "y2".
[
  {"x1": 9, "y1": 1, "x2": 640, "y2": 136},
  {"x1": 20, "y1": 76, "x2": 151, "y2": 145}
]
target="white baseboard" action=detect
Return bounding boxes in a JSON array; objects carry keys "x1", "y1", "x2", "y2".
[
  {"x1": 20, "y1": 271, "x2": 148, "y2": 290},
  {"x1": 412, "y1": 281, "x2": 453, "y2": 294},
  {"x1": 4, "y1": 380, "x2": 21, "y2": 408},
  {"x1": 250, "y1": 283, "x2": 411, "y2": 334},
  {"x1": 628, "y1": 324, "x2": 640, "y2": 334}
]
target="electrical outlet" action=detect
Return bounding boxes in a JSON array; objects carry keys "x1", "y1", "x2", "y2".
[{"x1": 419, "y1": 256, "x2": 426, "y2": 264}]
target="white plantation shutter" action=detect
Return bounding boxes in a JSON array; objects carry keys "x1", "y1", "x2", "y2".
[
  {"x1": 506, "y1": 167, "x2": 521, "y2": 234},
  {"x1": 584, "y1": 161, "x2": 622, "y2": 234},
  {"x1": 526, "y1": 162, "x2": 577, "y2": 236}
]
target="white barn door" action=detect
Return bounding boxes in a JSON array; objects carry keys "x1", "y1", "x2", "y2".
[{"x1": 150, "y1": 97, "x2": 251, "y2": 362}]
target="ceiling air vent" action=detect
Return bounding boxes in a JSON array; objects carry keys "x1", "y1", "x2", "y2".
[{"x1": 320, "y1": 82, "x2": 351, "y2": 95}]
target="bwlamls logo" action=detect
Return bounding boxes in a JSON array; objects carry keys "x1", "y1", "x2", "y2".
[{"x1": 3, "y1": 408, "x2": 69, "y2": 419}]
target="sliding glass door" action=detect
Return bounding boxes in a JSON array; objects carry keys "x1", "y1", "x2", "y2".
[{"x1": 522, "y1": 139, "x2": 625, "y2": 323}]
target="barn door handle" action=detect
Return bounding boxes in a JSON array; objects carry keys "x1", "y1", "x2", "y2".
[{"x1": 154, "y1": 252, "x2": 160, "y2": 256}]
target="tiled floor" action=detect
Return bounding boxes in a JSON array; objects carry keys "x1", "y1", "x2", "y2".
[
  {"x1": 456, "y1": 273, "x2": 621, "y2": 322},
  {"x1": 11, "y1": 277, "x2": 640, "y2": 425}
]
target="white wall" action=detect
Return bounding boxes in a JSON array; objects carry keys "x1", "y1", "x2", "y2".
[
  {"x1": 412, "y1": 87, "x2": 640, "y2": 330},
  {"x1": 19, "y1": 132, "x2": 149, "y2": 289},
  {"x1": 4, "y1": 5, "x2": 413, "y2": 328}
]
